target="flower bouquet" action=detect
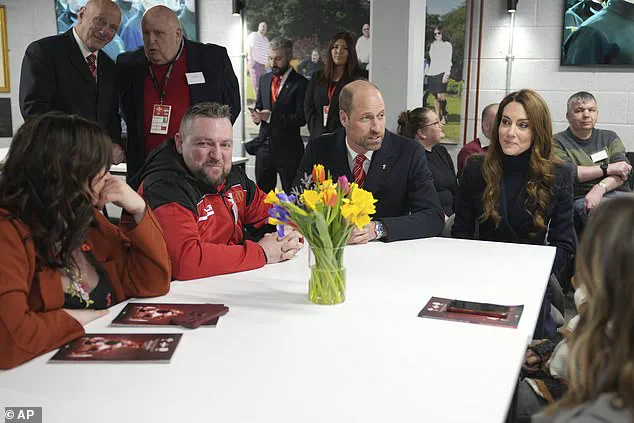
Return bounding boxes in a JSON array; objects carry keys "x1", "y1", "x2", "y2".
[{"x1": 264, "y1": 164, "x2": 377, "y2": 305}]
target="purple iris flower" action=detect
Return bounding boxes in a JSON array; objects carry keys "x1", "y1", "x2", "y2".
[
  {"x1": 276, "y1": 192, "x2": 290, "y2": 202},
  {"x1": 277, "y1": 224, "x2": 285, "y2": 238},
  {"x1": 268, "y1": 204, "x2": 290, "y2": 222}
]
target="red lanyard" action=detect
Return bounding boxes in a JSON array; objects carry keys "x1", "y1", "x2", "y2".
[{"x1": 327, "y1": 81, "x2": 337, "y2": 105}]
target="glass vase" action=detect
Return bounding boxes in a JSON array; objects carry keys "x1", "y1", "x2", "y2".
[{"x1": 308, "y1": 246, "x2": 346, "y2": 305}]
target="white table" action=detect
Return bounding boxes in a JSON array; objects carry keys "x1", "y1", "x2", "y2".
[{"x1": 0, "y1": 238, "x2": 555, "y2": 423}]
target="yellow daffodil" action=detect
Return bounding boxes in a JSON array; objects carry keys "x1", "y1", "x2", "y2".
[
  {"x1": 301, "y1": 189, "x2": 321, "y2": 211},
  {"x1": 264, "y1": 188, "x2": 281, "y2": 205}
]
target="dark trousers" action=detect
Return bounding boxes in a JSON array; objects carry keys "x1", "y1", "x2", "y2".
[{"x1": 255, "y1": 145, "x2": 299, "y2": 194}]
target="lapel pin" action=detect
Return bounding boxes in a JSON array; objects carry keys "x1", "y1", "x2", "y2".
[{"x1": 381, "y1": 164, "x2": 387, "y2": 170}]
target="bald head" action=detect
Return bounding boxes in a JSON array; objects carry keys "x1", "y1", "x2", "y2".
[
  {"x1": 339, "y1": 80, "x2": 386, "y2": 154},
  {"x1": 142, "y1": 5, "x2": 183, "y2": 65},
  {"x1": 75, "y1": 0, "x2": 121, "y2": 52}
]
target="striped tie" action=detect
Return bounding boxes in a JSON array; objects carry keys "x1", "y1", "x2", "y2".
[
  {"x1": 87, "y1": 53, "x2": 97, "y2": 81},
  {"x1": 353, "y1": 154, "x2": 367, "y2": 187}
]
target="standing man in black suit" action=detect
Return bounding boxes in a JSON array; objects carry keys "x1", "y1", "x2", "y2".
[
  {"x1": 250, "y1": 38, "x2": 307, "y2": 193},
  {"x1": 294, "y1": 80, "x2": 444, "y2": 243},
  {"x1": 20, "y1": 0, "x2": 124, "y2": 163},
  {"x1": 118, "y1": 5, "x2": 240, "y2": 184}
]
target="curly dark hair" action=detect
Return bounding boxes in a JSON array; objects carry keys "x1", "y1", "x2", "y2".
[
  {"x1": 0, "y1": 112, "x2": 111, "y2": 269},
  {"x1": 481, "y1": 89, "x2": 561, "y2": 233},
  {"x1": 319, "y1": 31, "x2": 359, "y2": 84}
]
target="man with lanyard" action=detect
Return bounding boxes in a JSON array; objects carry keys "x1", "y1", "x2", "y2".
[{"x1": 118, "y1": 5, "x2": 240, "y2": 185}]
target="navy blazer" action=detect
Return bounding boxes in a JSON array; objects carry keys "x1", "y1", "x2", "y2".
[
  {"x1": 19, "y1": 30, "x2": 121, "y2": 144},
  {"x1": 452, "y1": 157, "x2": 575, "y2": 278},
  {"x1": 118, "y1": 39, "x2": 241, "y2": 181},
  {"x1": 255, "y1": 69, "x2": 307, "y2": 165},
  {"x1": 293, "y1": 129, "x2": 445, "y2": 241}
]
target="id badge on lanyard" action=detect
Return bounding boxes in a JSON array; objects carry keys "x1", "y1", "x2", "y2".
[
  {"x1": 148, "y1": 60, "x2": 175, "y2": 135},
  {"x1": 150, "y1": 104, "x2": 172, "y2": 135}
]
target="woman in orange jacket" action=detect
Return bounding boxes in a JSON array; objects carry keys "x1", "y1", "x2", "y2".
[{"x1": 0, "y1": 112, "x2": 171, "y2": 369}]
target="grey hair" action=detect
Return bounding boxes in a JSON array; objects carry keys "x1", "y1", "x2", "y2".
[
  {"x1": 179, "y1": 102, "x2": 231, "y2": 134},
  {"x1": 567, "y1": 91, "x2": 597, "y2": 113},
  {"x1": 269, "y1": 37, "x2": 293, "y2": 56},
  {"x1": 339, "y1": 80, "x2": 381, "y2": 115}
]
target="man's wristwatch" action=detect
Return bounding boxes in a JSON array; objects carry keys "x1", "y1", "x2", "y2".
[
  {"x1": 600, "y1": 162, "x2": 609, "y2": 178},
  {"x1": 374, "y1": 220, "x2": 386, "y2": 241}
]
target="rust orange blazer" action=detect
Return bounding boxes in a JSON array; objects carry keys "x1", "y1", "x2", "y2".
[{"x1": 0, "y1": 208, "x2": 171, "y2": 369}]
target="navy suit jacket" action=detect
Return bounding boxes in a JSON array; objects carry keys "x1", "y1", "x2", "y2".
[
  {"x1": 293, "y1": 129, "x2": 445, "y2": 241},
  {"x1": 118, "y1": 39, "x2": 241, "y2": 181},
  {"x1": 19, "y1": 30, "x2": 121, "y2": 144},
  {"x1": 255, "y1": 69, "x2": 307, "y2": 165}
]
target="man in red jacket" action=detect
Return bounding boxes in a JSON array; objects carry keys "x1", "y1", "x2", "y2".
[{"x1": 137, "y1": 102, "x2": 302, "y2": 280}]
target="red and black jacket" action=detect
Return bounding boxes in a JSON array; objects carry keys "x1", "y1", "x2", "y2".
[{"x1": 137, "y1": 139, "x2": 272, "y2": 280}]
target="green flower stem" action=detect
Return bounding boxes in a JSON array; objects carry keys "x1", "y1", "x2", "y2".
[{"x1": 309, "y1": 247, "x2": 345, "y2": 305}]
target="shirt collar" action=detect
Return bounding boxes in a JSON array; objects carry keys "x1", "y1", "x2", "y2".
[
  {"x1": 72, "y1": 27, "x2": 96, "y2": 62},
  {"x1": 345, "y1": 136, "x2": 374, "y2": 170}
]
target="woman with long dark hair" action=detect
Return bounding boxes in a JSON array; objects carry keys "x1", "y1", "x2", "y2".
[
  {"x1": 533, "y1": 196, "x2": 634, "y2": 423},
  {"x1": 452, "y1": 89, "x2": 575, "y2": 337},
  {"x1": 304, "y1": 31, "x2": 368, "y2": 138},
  {"x1": 0, "y1": 113, "x2": 171, "y2": 369}
]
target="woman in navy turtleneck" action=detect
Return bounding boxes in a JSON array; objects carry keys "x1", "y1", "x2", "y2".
[{"x1": 452, "y1": 89, "x2": 575, "y2": 337}]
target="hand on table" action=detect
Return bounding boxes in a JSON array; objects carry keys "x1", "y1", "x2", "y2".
[
  {"x1": 348, "y1": 222, "x2": 377, "y2": 245},
  {"x1": 63, "y1": 308, "x2": 110, "y2": 326},
  {"x1": 259, "y1": 229, "x2": 303, "y2": 263}
]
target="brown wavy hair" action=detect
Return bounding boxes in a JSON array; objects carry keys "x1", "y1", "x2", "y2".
[
  {"x1": 547, "y1": 196, "x2": 634, "y2": 415},
  {"x1": 319, "y1": 31, "x2": 359, "y2": 84},
  {"x1": 481, "y1": 89, "x2": 560, "y2": 233},
  {"x1": 0, "y1": 112, "x2": 111, "y2": 269}
]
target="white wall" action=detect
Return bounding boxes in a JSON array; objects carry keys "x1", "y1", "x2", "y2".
[
  {"x1": 370, "y1": 0, "x2": 425, "y2": 132},
  {"x1": 0, "y1": 0, "x2": 57, "y2": 148},
  {"x1": 463, "y1": 0, "x2": 634, "y2": 152}
]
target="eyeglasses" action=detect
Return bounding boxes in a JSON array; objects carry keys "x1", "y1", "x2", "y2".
[
  {"x1": 434, "y1": 31, "x2": 441, "y2": 35},
  {"x1": 423, "y1": 120, "x2": 441, "y2": 128}
]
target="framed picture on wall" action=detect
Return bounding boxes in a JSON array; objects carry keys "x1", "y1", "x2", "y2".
[
  {"x1": 0, "y1": 5, "x2": 10, "y2": 93},
  {"x1": 561, "y1": 0, "x2": 634, "y2": 66},
  {"x1": 53, "y1": 0, "x2": 198, "y2": 61},
  {"x1": 424, "y1": 0, "x2": 466, "y2": 145}
]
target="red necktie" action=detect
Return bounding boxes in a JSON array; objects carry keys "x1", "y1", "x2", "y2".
[
  {"x1": 271, "y1": 75, "x2": 281, "y2": 105},
  {"x1": 353, "y1": 154, "x2": 367, "y2": 187},
  {"x1": 87, "y1": 53, "x2": 97, "y2": 81}
]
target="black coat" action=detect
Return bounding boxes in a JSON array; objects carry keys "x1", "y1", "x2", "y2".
[
  {"x1": 293, "y1": 129, "x2": 445, "y2": 241},
  {"x1": 118, "y1": 39, "x2": 241, "y2": 180},
  {"x1": 452, "y1": 157, "x2": 575, "y2": 277},
  {"x1": 19, "y1": 30, "x2": 121, "y2": 144},
  {"x1": 255, "y1": 69, "x2": 307, "y2": 165}
]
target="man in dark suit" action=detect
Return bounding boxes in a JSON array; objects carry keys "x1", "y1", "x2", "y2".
[
  {"x1": 250, "y1": 38, "x2": 307, "y2": 193},
  {"x1": 294, "y1": 80, "x2": 444, "y2": 243},
  {"x1": 118, "y1": 5, "x2": 240, "y2": 184},
  {"x1": 20, "y1": 0, "x2": 124, "y2": 163}
]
